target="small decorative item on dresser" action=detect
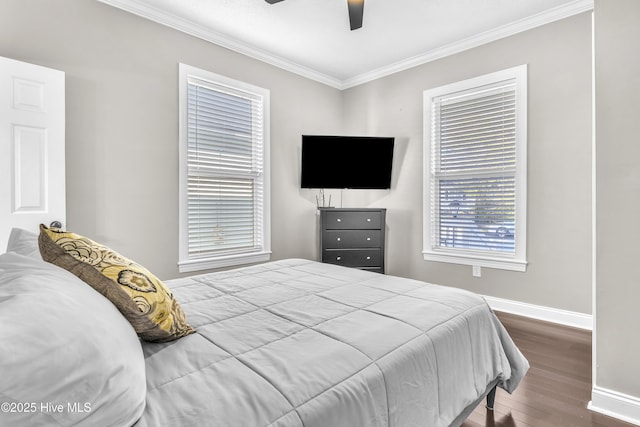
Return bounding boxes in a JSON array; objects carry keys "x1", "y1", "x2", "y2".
[
  {"x1": 315, "y1": 189, "x2": 332, "y2": 208},
  {"x1": 319, "y1": 208, "x2": 386, "y2": 274}
]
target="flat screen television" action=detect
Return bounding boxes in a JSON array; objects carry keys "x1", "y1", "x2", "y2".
[{"x1": 300, "y1": 135, "x2": 395, "y2": 189}]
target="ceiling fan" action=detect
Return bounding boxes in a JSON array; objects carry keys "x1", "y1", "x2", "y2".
[{"x1": 265, "y1": 0, "x2": 365, "y2": 31}]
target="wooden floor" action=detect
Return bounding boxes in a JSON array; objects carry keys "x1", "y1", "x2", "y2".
[{"x1": 461, "y1": 312, "x2": 635, "y2": 427}]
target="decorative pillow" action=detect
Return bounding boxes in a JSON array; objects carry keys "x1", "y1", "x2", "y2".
[
  {"x1": 6, "y1": 227, "x2": 41, "y2": 259},
  {"x1": 0, "y1": 252, "x2": 146, "y2": 426},
  {"x1": 38, "y1": 224, "x2": 195, "y2": 342}
]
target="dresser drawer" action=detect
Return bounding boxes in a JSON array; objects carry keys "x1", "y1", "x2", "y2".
[
  {"x1": 322, "y1": 249, "x2": 381, "y2": 268},
  {"x1": 322, "y1": 230, "x2": 381, "y2": 249},
  {"x1": 318, "y1": 208, "x2": 386, "y2": 274},
  {"x1": 323, "y1": 210, "x2": 381, "y2": 230}
]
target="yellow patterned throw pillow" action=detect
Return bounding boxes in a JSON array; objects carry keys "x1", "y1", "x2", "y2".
[{"x1": 38, "y1": 225, "x2": 195, "y2": 342}]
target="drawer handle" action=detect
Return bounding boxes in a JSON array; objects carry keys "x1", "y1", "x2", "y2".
[
  {"x1": 336, "y1": 218, "x2": 342, "y2": 222},
  {"x1": 337, "y1": 256, "x2": 342, "y2": 261},
  {"x1": 366, "y1": 256, "x2": 371, "y2": 260},
  {"x1": 366, "y1": 218, "x2": 371, "y2": 222},
  {"x1": 366, "y1": 237, "x2": 371, "y2": 241},
  {"x1": 337, "y1": 237, "x2": 341, "y2": 241}
]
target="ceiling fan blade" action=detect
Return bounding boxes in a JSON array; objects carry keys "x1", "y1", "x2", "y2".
[
  {"x1": 347, "y1": 0, "x2": 364, "y2": 30},
  {"x1": 265, "y1": 0, "x2": 284, "y2": 4}
]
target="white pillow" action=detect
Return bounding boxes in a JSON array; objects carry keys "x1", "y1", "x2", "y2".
[
  {"x1": 6, "y1": 228, "x2": 41, "y2": 259},
  {"x1": 0, "y1": 252, "x2": 146, "y2": 427}
]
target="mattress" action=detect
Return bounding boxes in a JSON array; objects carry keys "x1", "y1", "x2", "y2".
[{"x1": 135, "y1": 259, "x2": 528, "y2": 427}]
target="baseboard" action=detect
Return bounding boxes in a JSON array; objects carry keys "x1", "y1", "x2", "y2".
[
  {"x1": 485, "y1": 297, "x2": 640, "y2": 426},
  {"x1": 483, "y1": 295, "x2": 593, "y2": 330},
  {"x1": 589, "y1": 386, "x2": 640, "y2": 426}
]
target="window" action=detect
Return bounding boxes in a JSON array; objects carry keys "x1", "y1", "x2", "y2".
[
  {"x1": 423, "y1": 65, "x2": 527, "y2": 272},
  {"x1": 178, "y1": 64, "x2": 270, "y2": 272}
]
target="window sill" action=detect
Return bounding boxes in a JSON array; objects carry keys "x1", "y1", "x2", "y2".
[
  {"x1": 178, "y1": 251, "x2": 272, "y2": 273},
  {"x1": 422, "y1": 250, "x2": 527, "y2": 272}
]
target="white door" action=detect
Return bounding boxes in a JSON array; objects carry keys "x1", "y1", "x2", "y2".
[{"x1": 0, "y1": 56, "x2": 65, "y2": 250}]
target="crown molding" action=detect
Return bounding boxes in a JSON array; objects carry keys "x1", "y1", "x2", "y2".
[
  {"x1": 98, "y1": 0, "x2": 593, "y2": 91},
  {"x1": 96, "y1": 0, "x2": 344, "y2": 88},
  {"x1": 341, "y1": 0, "x2": 594, "y2": 89}
]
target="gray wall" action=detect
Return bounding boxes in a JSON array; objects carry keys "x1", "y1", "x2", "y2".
[
  {"x1": 594, "y1": 0, "x2": 640, "y2": 400},
  {"x1": 342, "y1": 13, "x2": 593, "y2": 314},
  {"x1": 0, "y1": 0, "x2": 344, "y2": 279}
]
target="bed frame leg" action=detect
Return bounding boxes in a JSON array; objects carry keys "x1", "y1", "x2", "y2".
[{"x1": 485, "y1": 386, "x2": 497, "y2": 411}]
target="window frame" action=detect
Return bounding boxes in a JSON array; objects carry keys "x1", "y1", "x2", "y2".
[
  {"x1": 178, "y1": 63, "x2": 271, "y2": 272},
  {"x1": 422, "y1": 65, "x2": 527, "y2": 272}
]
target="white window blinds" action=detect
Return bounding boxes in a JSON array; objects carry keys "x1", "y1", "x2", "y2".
[
  {"x1": 179, "y1": 64, "x2": 270, "y2": 272},
  {"x1": 433, "y1": 83, "x2": 516, "y2": 253},
  {"x1": 423, "y1": 65, "x2": 527, "y2": 271}
]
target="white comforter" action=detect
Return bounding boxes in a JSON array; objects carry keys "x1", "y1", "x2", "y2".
[{"x1": 135, "y1": 259, "x2": 528, "y2": 427}]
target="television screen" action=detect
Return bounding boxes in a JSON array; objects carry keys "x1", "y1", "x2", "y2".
[{"x1": 300, "y1": 135, "x2": 395, "y2": 189}]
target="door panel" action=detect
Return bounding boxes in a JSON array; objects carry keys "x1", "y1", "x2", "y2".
[{"x1": 0, "y1": 56, "x2": 65, "y2": 249}]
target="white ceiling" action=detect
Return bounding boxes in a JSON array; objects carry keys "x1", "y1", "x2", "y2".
[{"x1": 99, "y1": 0, "x2": 593, "y2": 89}]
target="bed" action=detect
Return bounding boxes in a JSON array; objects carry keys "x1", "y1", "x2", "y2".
[{"x1": 0, "y1": 227, "x2": 528, "y2": 427}]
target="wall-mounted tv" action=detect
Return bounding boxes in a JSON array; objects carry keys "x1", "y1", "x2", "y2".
[{"x1": 300, "y1": 135, "x2": 395, "y2": 189}]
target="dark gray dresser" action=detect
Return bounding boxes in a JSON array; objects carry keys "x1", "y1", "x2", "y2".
[{"x1": 319, "y1": 208, "x2": 386, "y2": 274}]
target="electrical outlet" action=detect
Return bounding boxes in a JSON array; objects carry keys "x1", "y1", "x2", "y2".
[{"x1": 472, "y1": 265, "x2": 482, "y2": 277}]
